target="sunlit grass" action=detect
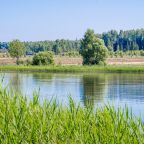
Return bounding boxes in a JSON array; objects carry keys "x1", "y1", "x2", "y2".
[
  {"x1": 0, "y1": 65, "x2": 144, "y2": 73},
  {"x1": 0, "y1": 85, "x2": 143, "y2": 143}
]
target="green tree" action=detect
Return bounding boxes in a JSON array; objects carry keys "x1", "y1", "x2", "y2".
[
  {"x1": 9, "y1": 40, "x2": 26, "y2": 65},
  {"x1": 80, "y1": 29, "x2": 108, "y2": 65},
  {"x1": 32, "y1": 51, "x2": 54, "y2": 65}
]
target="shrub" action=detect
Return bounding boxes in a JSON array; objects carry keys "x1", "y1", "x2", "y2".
[
  {"x1": 17, "y1": 59, "x2": 24, "y2": 65},
  {"x1": 98, "y1": 61, "x2": 107, "y2": 66},
  {"x1": 140, "y1": 50, "x2": 144, "y2": 56},
  {"x1": 32, "y1": 52, "x2": 54, "y2": 65},
  {"x1": 25, "y1": 58, "x2": 32, "y2": 66},
  {"x1": 65, "y1": 51, "x2": 80, "y2": 57}
]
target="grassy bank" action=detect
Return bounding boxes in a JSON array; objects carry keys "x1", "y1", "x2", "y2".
[
  {"x1": 0, "y1": 65, "x2": 144, "y2": 73},
  {"x1": 0, "y1": 86, "x2": 143, "y2": 143}
]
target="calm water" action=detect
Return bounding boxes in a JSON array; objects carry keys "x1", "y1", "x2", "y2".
[{"x1": 0, "y1": 72, "x2": 144, "y2": 118}]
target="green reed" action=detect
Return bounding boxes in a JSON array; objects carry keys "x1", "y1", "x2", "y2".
[{"x1": 0, "y1": 86, "x2": 143, "y2": 143}]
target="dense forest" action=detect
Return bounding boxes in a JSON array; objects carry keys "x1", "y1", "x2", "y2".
[
  {"x1": 24, "y1": 40, "x2": 81, "y2": 55},
  {"x1": 1, "y1": 29, "x2": 144, "y2": 55},
  {"x1": 98, "y1": 29, "x2": 144, "y2": 52},
  {"x1": 0, "y1": 40, "x2": 81, "y2": 55}
]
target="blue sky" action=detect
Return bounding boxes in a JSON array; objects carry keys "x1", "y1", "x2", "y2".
[{"x1": 0, "y1": 0, "x2": 144, "y2": 41}]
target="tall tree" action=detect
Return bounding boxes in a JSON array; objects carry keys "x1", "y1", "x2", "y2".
[
  {"x1": 9, "y1": 40, "x2": 26, "y2": 65},
  {"x1": 80, "y1": 29, "x2": 108, "y2": 65}
]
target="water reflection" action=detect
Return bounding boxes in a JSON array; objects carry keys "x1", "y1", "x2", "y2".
[
  {"x1": 9, "y1": 73, "x2": 22, "y2": 94},
  {"x1": 82, "y1": 74, "x2": 107, "y2": 107},
  {"x1": 32, "y1": 73, "x2": 53, "y2": 82},
  {"x1": 0, "y1": 72, "x2": 144, "y2": 118},
  {"x1": 106, "y1": 74, "x2": 144, "y2": 102}
]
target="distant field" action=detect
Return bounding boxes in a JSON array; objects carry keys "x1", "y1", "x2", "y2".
[
  {"x1": 107, "y1": 58, "x2": 144, "y2": 65},
  {"x1": 1, "y1": 57, "x2": 144, "y2": 65}
]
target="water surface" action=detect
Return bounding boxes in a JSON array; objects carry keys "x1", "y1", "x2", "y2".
[{"x1": 0, "y1": 72, "x2": 144, "y2": 118}]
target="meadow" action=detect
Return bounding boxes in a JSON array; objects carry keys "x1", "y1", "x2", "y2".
[{"x1": 0, "y1": 85, "x2": 143, "y2": 143}]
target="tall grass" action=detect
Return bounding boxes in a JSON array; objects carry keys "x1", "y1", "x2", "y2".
[
  {"x1": 0, "y1": 86, "x2": 143, "y2": 143},
  {"x1": 1, "y1": 65, "x2": 144, "y2": 73}
]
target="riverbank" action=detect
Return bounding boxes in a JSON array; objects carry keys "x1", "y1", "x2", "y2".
[
  {"x1": 0, "y1": 86, "x2": 143, "y2": 143},
  {"x1": 0, "y1": 65, "x2": 144, "y2": 73}
]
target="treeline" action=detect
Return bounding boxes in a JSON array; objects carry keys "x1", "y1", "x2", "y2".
[
  {"x1": 0, "y1": 40, "x2": 81, "y2": 55},
  {"x1": 1, "y1": 29, "x2": 144, "y2": 54},
  {"x1": 24, "y1": 39, "x2": 81, "y2": 55},
  {"x1": 99, "y1": 29, "x2": 144, "y2": 51}
]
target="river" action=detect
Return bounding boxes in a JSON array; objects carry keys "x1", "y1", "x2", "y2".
[{"x1": 0, "y1": 72, "x2": 144, "y2": 118}]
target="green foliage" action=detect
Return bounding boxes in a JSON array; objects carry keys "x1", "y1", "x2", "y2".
[
  {"x1": 2, "y1": 29, "x2": 144, "y2": 56},
  {"x1": 0, "y1": 53, "x2": 10, "y2": 58},
  {"x1": 25, "y1": 58, "x2": 32, "y2": 66},
  {"x1": 100, "y1": 29, "x2": 144, "y2": 52},
  {"x1": 8, "y1": 40, "x2": 26, "y2": 64},
  {"x1": 98, "y1": 61, "x2": 107, "y2": 66},
  {"x1": 80, "y1": 29, "x2": 108, "y2": 65},
  {"x1": 32, "y1": 51, "x2": 54, "y2": 65},
  {"x1": 140, "y1": 50, "x2": 144, "y2": 56},
  {"x1": 108, "y1": 50, "x2": 144, "y2": 58},
  {"x1": 15, "y1": 58, "x2": 32, "y2": 66},
  {"x1": 65, "y1": 51, "x2": 80, "y2": 57},
  {"x1": 0, "y1": 86, "x2": 143, "y2": 143},
  {"x1": 114, "y1": 50, "x2": 124, "y2": 58},
  {"x1": 24, "y1": 39, "x2": 81, "y2": 54}
]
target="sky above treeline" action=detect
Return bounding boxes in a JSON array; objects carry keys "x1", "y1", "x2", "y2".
[{"x1": 0, "y1": 0, "x2": 144, "y2": 41}]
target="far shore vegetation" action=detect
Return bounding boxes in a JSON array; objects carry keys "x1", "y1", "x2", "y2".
[
  {"x1": 0, "y1": 28, "x2": 144, "y2": 69},
  {"x1": 1, "y1": 29, "x2": 144, "y2": 56},
  {"x1": 0, "y1": 29, "x2": 144, "y2": 75}
]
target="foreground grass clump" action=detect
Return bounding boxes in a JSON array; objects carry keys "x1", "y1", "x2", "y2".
[{"x1": 0, "y1": 86, "x2": 143, "y2": 143}]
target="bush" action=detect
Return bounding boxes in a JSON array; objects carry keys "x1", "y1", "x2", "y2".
[
  {"x1": 16, "y1": 59, "x2": 24, "y2": 65},
  {"x1": 65, "y1": 51, "x2": 80, "y2": 57},
  {"x1": 140, "y1": 50, "x2": 144, "y2": 56},
  {"x1": 15, "y1": 58, "x2": 32, "y2": 66},
  {"x1": 98, "y1": 61, "x2": 107, "y2": 66},
  {"x1": 25, "y1": 58, "x2": 32, "y2": 66},
  {"x1": 32, "y1": 52, "x2": 54, "y2": 65}
]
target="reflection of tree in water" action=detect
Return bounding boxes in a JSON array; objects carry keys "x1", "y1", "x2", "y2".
[
  {"x1": 9, "y1": 73, "x2": 22, "y2": 94},
  {"x1": 32, "y1": 73, "x2": 53, "y2": 83},
  {"x1": 107, "y1": 73, "x2": 144, "y2": 101},
  {"x1": 82, "y1": 74, "x2": 107, "y2": 107}
]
